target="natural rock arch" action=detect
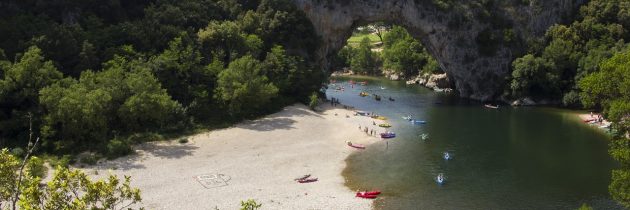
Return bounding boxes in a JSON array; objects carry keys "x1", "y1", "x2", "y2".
[{"x1": 291, "y1": 0, "x2": 585, "y2": 101}]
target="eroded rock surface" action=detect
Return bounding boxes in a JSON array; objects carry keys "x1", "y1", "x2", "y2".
[{"x1": 292, "y1": 0, "x2": 585, "y2": 100}]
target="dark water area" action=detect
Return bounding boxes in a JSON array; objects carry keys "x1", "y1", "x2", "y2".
[{"x1": 327, "y1": 76, "x2": 622, "y2": 210}]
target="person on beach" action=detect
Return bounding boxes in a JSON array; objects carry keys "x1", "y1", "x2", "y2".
[{"x1": 359, "y1": 125, "x2": 361, "y2": 130}]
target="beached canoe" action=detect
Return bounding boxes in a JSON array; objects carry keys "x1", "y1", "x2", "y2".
[
  {"x1": 381, "y1": 132, "x2": 396, "y2": 139},
  {"x1": 347, "y1": 142, "x2": 366, "y2": 149},
  {"x1": 361, "y1": 190, "x2": 381, "y2": 195},
  {"x1": 298, "y1": 178, "x2": 318, "y2": 183},
  {"x1": 371, "y1": 116, "x2": 387, "y2": 120},
  {"x1": 294, "y1": 174, "x2": 311, "y2": 181},
  {"x1": 378, "y1": 123, "x2": 392, "y2": 128},
  {"x1": 356, "y1": 192, "x2": 378, "y2": 199}
]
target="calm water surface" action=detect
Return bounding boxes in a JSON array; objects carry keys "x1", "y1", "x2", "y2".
[{"x1": 327, "y1": 76, "x2": 621, "y2": 210}]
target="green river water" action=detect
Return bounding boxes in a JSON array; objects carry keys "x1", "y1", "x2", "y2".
[{"x1": 327, "y1": 76, "x2": 622, "y2": 210}]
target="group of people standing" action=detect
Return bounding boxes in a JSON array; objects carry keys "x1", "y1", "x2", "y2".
[
  {"x1": 358, "y1": 125, "x2": 380, "y2": 137},
  {"x1": 330, "y1": 97, "x2": 340, "y2": 107}
]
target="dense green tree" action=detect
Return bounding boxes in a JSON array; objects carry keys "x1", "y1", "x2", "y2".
[
  {"x1": 263, "y1": 45, "x2": 299, "y2": 94},
  {"x1": 0, "y1": 46, "x2": 63, "y2": 147},
  {"x1": 40, "y1": 53, "x2": 183, "y2": 152},
  {"x1": 510, "y1": 54, "x2": 558, "y2": 98},
  {"x1": 151, "y1": 33, "x2": 214, "y2": 108},
  {"x1": 382, "y1": 36, "x2": 427, "y2": 77},
  {"x1": 215, "y1": 56, "x2": 278, "y2": 115},
  {"x1": 198, "y1": 21, "x2": 263, "y2": 64},
  {"x1": 350, "y1": 37, "x2": 378, "y2": 75},
  {"x1": 579, "y1": 48, "x2": 630, "y2": 208}
]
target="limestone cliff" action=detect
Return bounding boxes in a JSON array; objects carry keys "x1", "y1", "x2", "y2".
[{"x1": 291, "y1": 0, "x2": 585, "y2": 101}]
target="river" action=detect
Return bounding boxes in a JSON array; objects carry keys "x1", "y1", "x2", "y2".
[{"x1": 326, "y1": 76, "x2": 622, "y2": 210}]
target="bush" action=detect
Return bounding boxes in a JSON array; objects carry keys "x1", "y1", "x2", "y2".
[
  {"x1": 48, "y1": 155, "x2": 73, "y2": 168},
  {"x1": 26, "y1": 156, "x2": 47, "y2": 178},
  {"x1": 127, "y1": 133, "x2": 164, "y2": 144},
  {"x1": 79, "y1": 153, "x2": 102, "y2": 165},
  {"x1": 106, "y1": 138, "x2": 133, "y2": 158},
  {"x1": 308, "y1": 92, "x2": 319, "y2": 110},
  {"x1": 562, "y1": 91, "x2": 582, "y2": 107},
  {"x1": 11, "y1": 147, "x2": 25, "y2": 157},
  {"x1": 240, "y1": 199, "x2": 262, "y2": 210},
  {"x1": 178, "y1": 138, "x2": 189, "y2": 144}
]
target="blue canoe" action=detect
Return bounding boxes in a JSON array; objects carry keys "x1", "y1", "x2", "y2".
[{"x1": 411, "y1": 120, "x2": 426, "y2": 124}]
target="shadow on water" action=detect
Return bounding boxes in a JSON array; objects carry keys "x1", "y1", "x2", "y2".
[{"x1": 330, "y1": 76, "x2": 622, "y2": 210}]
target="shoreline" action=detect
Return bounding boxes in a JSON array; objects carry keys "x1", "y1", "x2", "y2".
[{"x1": 85, "y1": 103, "x2": 385, "y2": 209}]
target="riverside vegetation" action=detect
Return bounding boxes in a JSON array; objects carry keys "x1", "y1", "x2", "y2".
[{"x1": 0, "y1": 0, "x2": 628, "y2": 209}]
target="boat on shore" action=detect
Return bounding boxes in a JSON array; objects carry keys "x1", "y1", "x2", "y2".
[
  {"x1": 381, "y1": 132, "x2": 396, "y2": 139},
  {"x1": 355, "y1": 111, "x2": 369, "y2": 116},
  {"x1": 298, "y1": 178, "x2": 318, "y2": 183},
  {"x1": 294, "y1": 174, "x2": 311, "y2": 181},
  {"x1": 379, "y1": 123, "x2": 392, "y2": 128},
  {"x1": 371, "y1": 115, "x2": 387, "y2": 120},
  {"x1": 347, "y1": 141, "x2": 366, "y2": 149},
  {"x1": 356, "y1": 192, "x2": 378, "y2": 199}
]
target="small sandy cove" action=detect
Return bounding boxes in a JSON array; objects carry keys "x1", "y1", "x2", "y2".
[{"x1": 86, "y1": 103, "x2": 386, "y2": 209}]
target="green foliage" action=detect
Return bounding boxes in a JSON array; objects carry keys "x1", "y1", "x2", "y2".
[
  {"x1": 350, "y1": 37, "x2": 379, "y2": 75},
  {"x1": 577, "y1": 203, "x2": 593, "y2": 210},
  {"x1": 198, "y1": 21, "x2": 263, "y2": 64},
  {"x1": 106, "y1": 138, "x2": 133, "y2": 159},
  {"x1": 510, "y1": 54, "x2": 558, "y2": 98},
  {"x1": 2, "y1": 149, "x2": 143, "y2": 209},
  {"x1": 578, "y1": 47, "x2": 630, "y2": 208},
  {"x1": 0, "y1": 148, "x2": 19, "y2": 204},
  {"x1": 240, "y1": 199, "x2": 262, "y2": 210},
  {"x1": 0, "y1": 0, "x2": 322, "y2": 156},
  {"x1": 26, "y1": 156, "x2": 47, "y2": 178},
  {"x1": 508, "y1": 0, "x2": 630, "y2": 105},
  {"x1": 309, "y1": 92, "x2": 319, "y2": 111},
  {"x1": 579, "y1": 47, "x2": 630, "y2": 110},
  {"x1": 19, "y1": 166, "x2": 143, "y2": 210},
  {"x1": 0, "y1": 46, "x2": 63, "y2": 145},
  {"x1": 610, "y1": 169, "x2": 630, "y2": 208},
  {"x1": 40, "y1": 52, "x2": 183, "y2": 153},
  {"x1": 381, "y1": 26, "x2": 432, "y2": 77},
  {"x1": 215, "y1": 56, "x2": 279, "y2": 115}
]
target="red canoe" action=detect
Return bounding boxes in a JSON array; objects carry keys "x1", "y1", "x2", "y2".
[
  {"x1": 363, "y1": 190, "x2": 381, "y2": 195},
  {"x1": 356, "y1": 192, "x2": 378, "y2": 199},
  {"x1": 298, "y1": 178, "x2": 318, "y2": 183},
  {"x1": 347, "y1": 142, "x2": 366, "y2": 149}
]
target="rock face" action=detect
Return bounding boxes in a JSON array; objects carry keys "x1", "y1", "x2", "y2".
[
  {"x1": 407, "y1": 73, "x2": 453, "y2": 92},
  {"x1": 291, "y1": 0, "x2": 585, "y2": 100}
]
